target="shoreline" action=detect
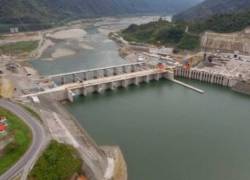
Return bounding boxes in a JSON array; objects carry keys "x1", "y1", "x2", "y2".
[
  {"x1": 22, "y1": 18, "x2": 129, "y2": 180},
  {"x1": 111, "y1": 30, "x2": 250, "y2": 96},
  {"x1": 2, "y1": 14, "x2": 250, "y2": 179}
]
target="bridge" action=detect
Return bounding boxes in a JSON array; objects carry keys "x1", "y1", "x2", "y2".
[{"x1": 23, "y1": 63, "x2": 175, "y2": 102}]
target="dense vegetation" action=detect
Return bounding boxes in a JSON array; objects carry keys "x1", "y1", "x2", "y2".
[
  {"x1": 121, "y1": 19, "x2": 200, "y2": 50},
  {"x1": 29, "y1": 141, "x2": 82, "y2": 180},
  {"x1": 173, "y1": 0, "x2": 250, "y2": 33},
  {"x1": 121, "y1": 4, "x2": 250, "y2": 51},
  {"x1": 0, "y1": 107, "x2": 32, "y2": 175},
  {"x1": 0, "y1": 41, "x2": 39, "y2": 55},
  {"x1": 188, "y1": 10, "x2": 250, "y2": 33},
  {"x1": 0, "y1": 0, "x2": 201, "y2": 33},
  {"x1": 173, "y1": 0, "x2": 250, "y2": 21}
]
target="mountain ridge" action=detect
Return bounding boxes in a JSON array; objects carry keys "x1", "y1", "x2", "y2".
[
  {"x1": 0, "y1": 0, "x2": 201, "y2": 25},
  {"x1": 173, "y1": 0, "x2": 250, "y2": 21}
]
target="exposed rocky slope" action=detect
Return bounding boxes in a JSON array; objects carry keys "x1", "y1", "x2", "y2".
[{"x1": 201, "y1": 28, "x2": 250, "y2": 55}]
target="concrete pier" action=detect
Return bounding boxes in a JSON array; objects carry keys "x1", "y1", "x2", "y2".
[
  {"x1": 172, "y1": 80, "x2": 205, "y2": 94},
  {"x1": 174, "y1": 68, "x2": 234, "y2": 87}
]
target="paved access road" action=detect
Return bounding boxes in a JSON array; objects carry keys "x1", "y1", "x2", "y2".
[{"x1": 0, "y1": 99, "x2": 47, "y2": 180}]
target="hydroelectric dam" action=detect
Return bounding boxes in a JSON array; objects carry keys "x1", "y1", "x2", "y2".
[{"x1": 23, "y1": 62, "x2": 182, "y2": 102}]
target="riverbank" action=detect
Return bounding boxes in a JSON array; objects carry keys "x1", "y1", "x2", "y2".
[
  {"x1": 24, "y1": 93, "x2": 127, "y2": 180},
  {"x1": 24, "y1": 16, "x2": 250, "y2": 180},
  {"x1": 5, "y1": 14, "x2": 247, "y2": 180},
  {"x1": 0, "y1": 17, "x2": 132, "y2": 179},
  {"x1": 66, "y1": 78, "x2": 250, "y2": 180},
  {"x1": 111, "y1": 24, "x2": 250, "y2": 96}
]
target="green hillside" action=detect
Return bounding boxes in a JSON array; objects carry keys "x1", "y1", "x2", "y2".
[
  {"x1": 188, "y1": 10, "x2": 250, "y2": 33},
  {"x1": 121, "y1": 7, "x2": 250, "y2": 51},
  {"x1": 173, "y1": 0, "x2": 250, "y2": 21},
  {"x1": 121, "y1": 19, "x2": 200, "y2": 50}
]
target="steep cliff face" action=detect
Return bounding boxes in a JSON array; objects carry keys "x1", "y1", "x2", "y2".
[
  {"x1": 201, "y1": 28, "x2": 250, "y2": 55},
  {"x1": 174, "y1": 0, "x2": 250, "y2": 21},
  {"x1": 0, "y1": 0, "x2": 201, "y2": 25}
]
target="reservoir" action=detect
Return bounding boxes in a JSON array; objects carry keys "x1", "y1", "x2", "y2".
[{"x1": 32, "y1": 17, "x2": 250, "y2": 180}]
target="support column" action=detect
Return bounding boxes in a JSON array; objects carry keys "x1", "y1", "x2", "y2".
[
  {"x1": 114, "y1": 67, "x2": 119, "y2": 75},
  {"x1": 72, "y1": 74, "x2": 76, "y2": 82},
  {"x1": 185, "y1": 70, "x2": 189, "y2": 78},
  {"x1": 217, "y1": 75, "x2": 220, "y2": 84},
  {"x1": 211, "y1": 74, "x2": 215, "y2": 83},
  {"x1": 67, "y1": 89, "x2": 75, "y2": 103},
  {"x1": 104, "y1": 69, "x2": 109, "y2": 77},
  {"x1": 110, "y1": 82, "x2": 118, "y2": 91},
  {"x1": 174, "y1": 69, "x2": 177, "y2": 77},
  {"x1": 189, "y1": 70, "x2": 192, "y2": 78},
  {"x1": 97, "y1": 84, "x2": 105, "y2": 94},
  {"x1": 209, "y1": 74, "x2": 212, "y2": 82},
  {"x1": 61, "y1": 77, "x2": 65, "y2": 85},
  {"x1": 208, "y1": 74, "x2": 212, "y2": 83},
  {"x1": 154, "y1": 73, "x2": 161, "y2": 81},
  {"x1": 131, "y1": 65, "x2": 136, "y2": 72},
  {"x1": 82, "y1": 72, "x2": 86, "y2": 81},
  {"x1": 220, "y1": 76, "x2": 223, "y2": 85},
  {"x1": 122, "y1": 80, "x2": 129, "y2": 88},
  {"x1": 190, "y1": 71, "x2": 193, "y2": 79},
  {"x1": 98, "y1": 70, "x2": 104, "y2": 78},
  {"x1": 145, "y1": 75, "x2": 150, "y2": 83},
  {"x1": 200, "y1": 72, "x2": 204, "y2": 81},
  {"x1": 94, "y1": 70, "x2": 99, "y2": 79},
  {"x1": 82, "y1": 88, "x2": 88, "y2": 96},
  {"x1": 165, "y1": 71, "x2": 174, "y2": 80},
  {"x1": 134, "y1": 77, "x2": 139, "y2": 86},
  {"x1": 222, "y1": 77, "x2": 228, "y2": 86},
  {"x1": 205, "y1": 73, "x2": 208, "y2": 82},
  {"x1": 215, "y1": 75, "x2": 218, "y2": 84},
  {"x1": 85, "y1": 72, "x2": 90, "y2": 80},
  {"x1": 123, "y1": 66, "x2": 128, "y2": 73}
]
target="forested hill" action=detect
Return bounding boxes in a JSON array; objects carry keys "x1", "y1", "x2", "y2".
[
  {"x1": 0, "y1": 0, "x2": 201, "y2": 26},
  {"x1": 173, "y1": 0, "x2": 250, "y2": 21}
]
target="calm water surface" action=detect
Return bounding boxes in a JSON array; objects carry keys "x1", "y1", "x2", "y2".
[
  {"x1": 31, "y1": 25, "x2": 125, "y2": 75},
  {"x1": 32, "y1": 17, "x2": 250, "y2": 180},
  {"x1": 66, "y1": 80, "x2": 250, "y2": 180}
]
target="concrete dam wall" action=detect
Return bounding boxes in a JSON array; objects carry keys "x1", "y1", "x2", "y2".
[{"x1": 174, "y1": 68, "x2": 238, "y2": 87}]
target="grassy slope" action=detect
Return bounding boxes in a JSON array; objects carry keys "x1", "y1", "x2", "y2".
[
  {"x1": 29, "y1": 140, "x2": 82, "y2": 180},
  {"x1": 0, "y1": 41, "x2": 39, "y2": 55},
  {"x1": 0, "y1": 107, "x2": 32, "y2": 175}
]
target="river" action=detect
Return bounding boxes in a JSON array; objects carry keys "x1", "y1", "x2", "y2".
[{"x1": 31, "y1": 17, "x2": 250, "y2": 180}]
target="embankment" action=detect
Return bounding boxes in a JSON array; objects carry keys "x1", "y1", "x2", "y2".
[{"x1": 201, "y1": 28, "x2": 250, "y2": 55}]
